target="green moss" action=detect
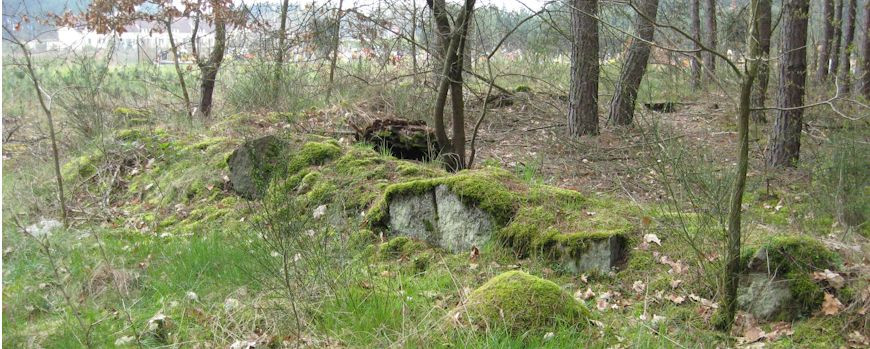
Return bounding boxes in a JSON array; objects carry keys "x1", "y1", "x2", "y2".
[
  {"x1": 750, "y1": 235, "x2": 839, "y2": 274},
  {"x1": 367, "y1": 166, "x2": 519, "y2": 226},
  {"x1": 306, "y1": 181, "x2": 337, "y2": 204},
  {"x1": 785, "y1": 271, "x2": 824, "y2": 316},
  {"x1": 287, "y1": 141, "x2": 342, "y2": 174},
  {"x1": 379, "y1": 236, "x2": 423, "y2": 259},
  {"x1": 187, "y1": 137, "x2": 228, "y2": 151},
  {"x1": 62, "y1": 149, "x2": 103, "y2": 182},
  {"x1": 514, "y1": 85, "x2": 532, "y2": 93},
  {"x1": 113, "y1": 107, "x2": 151, "y2": 119},
  {"x1": 349, "y1": 229, "x2": 377, "y2": 248},
  {"x1": 447, "y1": 271, "x2": 590, "y2": 334}
]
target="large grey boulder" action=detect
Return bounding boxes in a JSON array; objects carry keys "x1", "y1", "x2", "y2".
[
  {"x1": 558, "y1": 235, "x2": 625, "y2": 274},
  {"x1": 227, "y1": 135, "x2": 288, "y2": 199},
  {"x1": 737, "y1": 273, "x2": 794, "y2": 320},
  {"x1": 387, "y1": 184, "x2": 493, "y2": 253}
]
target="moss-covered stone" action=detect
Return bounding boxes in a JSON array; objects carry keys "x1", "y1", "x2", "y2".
[
  {"x1": 447, "y1": 271, "x2": 590, "y2": 334},
  {"x1": 379, "y1": 236, "x2": 423, "y2": 259},
  {"x1": 287, "y1": 141, "x2": 342, "y2": 174}
]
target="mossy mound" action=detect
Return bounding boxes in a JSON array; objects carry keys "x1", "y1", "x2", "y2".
[
  {"x1": 447, "y1": 271, "x2": 590, "y2": 334},
  {"x1": 740, "y1": 235, "x2": 841, "y2": 318},
  {"x1": 366, "y1": 165, "x2": 633, "y2": 273}
]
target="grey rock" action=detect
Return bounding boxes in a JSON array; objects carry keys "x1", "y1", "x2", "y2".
[
  {"x1": 435, "y1": 185, "x2": 493, "y2": 252},
  {"x1": 388, "y1": 190, "x2": 439, "y2": 245},
  {"x1": 737, "y1": 273, "x2": 793, "y2": 320},
  {"x1": 227, "y1": 135, "x2": 287, "y2": 199},
  {"x1": 560, "y1": 235, "x2": 625, "y2": 274},
  {"x1": 386, "y1": 185, "x2": 494, "y2": 253}
]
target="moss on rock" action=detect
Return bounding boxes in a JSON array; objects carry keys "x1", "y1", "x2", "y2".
[
  {"x1": 447, "y1": 271, "x2": 590, "y2": 334},
  {"x1": 287, "y1": 141, "x2": 342, "y2": 174}
]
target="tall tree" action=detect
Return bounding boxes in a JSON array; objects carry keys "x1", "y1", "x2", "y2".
[
  {"x1": 191, "y1": 6, "x2": 227, "y2": 118},
  {"x1": 431, "y1": 0, "x2": 476, "y2": 171},
  {"x1": 861, "y1": 0, "x2": 870, "y2": 99},
  {"x1": 830, "y1": 0, "x2": 844, "y2": 76},
  {"x1": 609, "y1": 0, "x2": 660, "y2": 125},
  {"x1": 274, "y1": 0, "x2": 291, "y2": 87},
  {"x1": 568, "y1": 0, "x2": 600, "y2": 136},
  {"x1": 325, "y1": 0, "x2": 344, "y2": 102},
  {"x1": 817, "y1": 0, "x2": 836, "y2": 80},
  {"x1": 836, "y1": 0, "x2": 857, "y2": 94},
  {"x1": 691, "y1": 0, "x2": 703, "y2": 88},
  {"x1": 749, "y1": 0, "x2": 772, "y2": 123},
  {"x1": 703, "y1": 0, "x2": 717, "y2": 73},
  {"x1": 718, "y1": 0, "x2": 762, "y2": 331},
  {"x1": 431, "y1": 0, "x2": 452, "y2": 83},
  {"x1": 767, "y1": 0, "x2": 810, "y2": 167}
]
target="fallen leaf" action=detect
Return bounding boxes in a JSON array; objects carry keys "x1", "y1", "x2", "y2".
[
  {"x1": 812, "y1": 269, "x2": 845, "y2": 289},
  {"x1": 643, "y1": 233, "x2": 661, "y2": 246},
  {"x1": 312, "y1": 205, "x2": 327, "y2": 219},
  {"x1": 742, "y1": 326, "x2": 765, "y2": 343},
  {"x1": 543, "y1": 332, "x2": 555, "y2": 341},
  {"x1": 666, "y1": 294, "x2": 685, "y2": 304},
  {"x1": 632, "y1": 280, "x2": 646, "y2": 294},
  {"x1": 821, "y1": 292, "x2": 843, "y2": 315},
  {"x1": 575, "y1": 288, "x2": 595, "y2": 300},
  {"x1": 469, "y1": 245, "x2": 480, "y2": 262},
  {"x1": 670, "y1": 279, "x2": 683, "y2": 289},
  {"x1": 596, "y1": 298, "x2": 608, "y2": 311},
  {"x1": 848, "y1": 331, "x2": 869, "y2": 347}
]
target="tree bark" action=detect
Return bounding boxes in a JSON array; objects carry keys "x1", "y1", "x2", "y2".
[
  {"x1": 193, "y1": 11, "x2": 226, "y2": 118},
  {"x1": 691, "y1": 0, "x2": 702, "y2": 88},
  {"x1": 767, "y1": 0, "x2": 810, "y2": 168},
  {"x1": 166, "y1": 18, "x2": 193, "y2": 119},
  {"x1": 750, "y1": 0, "x2": 771, "y2": 123},
  {"x1": 325, "y1": 0, "x2": 344, "y2": 102},
  {"x1": 836, "y1": 0, "x2": 856, "y2": 95},
  {"x1": 703, "y1": 0, "x2": 717, "y2": 73},
  {"x1": 431, "y1": 0, "x2": 452, "y2": 84},
  {"x1": 817, "y1": 0, "x2": 835, "y2": 80},
  {"x1": 830, "y1": 0, "x2": 844, "y2": 76},
  {"x1": 568, "y1": 0, "x2": 600, "y2": 136},
  {"x1": 274, "y1": 0, "x2": 290, "y2": 87},
  {"x1": 861, "y1": 0, "x2": 870, "y2": 99},
  {"x1": 431, "y1": 0, "x2": 475, "y2": 171},
  {"x1": 718, "y1": 0, "x2": 761, "y2": 331},
  {"x1": 609, "y1": 0, "x2": 660, "y2": 126}
]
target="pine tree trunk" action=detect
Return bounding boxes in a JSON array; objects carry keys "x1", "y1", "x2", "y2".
[
  {"x1": 750, "y1": 0, "x2": 771, "y2": 123},
  {"x1": 568, "y1": 0, "x2": 600, "y2": 136},
  {"x1": 767, "y1": 0, "x2": 810, "y2": 168},
  {"x1": 830, "y1": 0, "x2": 844, "y2": 76},
  {"x1": 609, "y1": 0, "x2": 660, "y2": 126},
  {"x1": 817, "y1": 0, "x2": 835, "y2": 80},
  {"x1": 691, "y1": 0, "x2": 702, "y2": 88},
  {"x1": 861, "y1": 1, "x2": 870, "y2": 99},
  {"x1": 703, "y1": 0, "x2": 717, "y2": 73},
  {"x1": 836, "y1": 0, "x2": 856, "y2": 95}
]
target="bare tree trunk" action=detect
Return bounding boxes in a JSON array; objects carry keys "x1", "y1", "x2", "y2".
[
  {"x1": 431, "y1": 0, "x2": 451, "y2": 84},
  {"x1": 13, "y1": 37, "x2": 69, "y2": 227},
  {"x1": 274, "y1": 0, "x2": 290, "y2": 86},
  {"x1": 703, "y1": 0, "x2": 717, "y2": 73},
  {"x1": 609, "y1": 0, "x2": 660, "y2": 126},
  {"x1": 817, "y1": 0, "x2": 835, "y2": 80},
  {"x1": 192, "y1": 11, "x2": 227, "y2": 118},
  {"x1": 830, "y1": 0, "x2": 844, "y2": 76},
  {"x1": 691, "y1": 0, "x2": 702, "y2": 88},
  {"x1": 750, "y1": 0, "x2": 771, "y2": 123},
  {"x1": 431, "y1": 0, "x2": 476, "y2": 171},
  {"x1": 718, "y1": 0, "x2": 761, "y2": 331},
  {"x1": 325, "y1": 0, "x2": 344, "y2": 102},
  {"x1": 767, "y1": 0, "x2": 810, "y2": 168},
  {"x1": 861, "y1": 0, "x2": 870, "y2": 99},
  {"x1": 568, "y1": 0, "x2": 600, "y2": 137},
  {"x1": 411, "y1": 0, "x2": 419, "y2": 83},
  {"x1": 836, "y1": 0, "x2": 856, "y2": 94},
  {"x1": 166, "y1": 18, "x2": 193, "y2": 119}
]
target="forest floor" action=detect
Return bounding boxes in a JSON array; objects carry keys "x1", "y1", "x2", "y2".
[{"x1": 2, "y1": 84, "x2": 869, "y2": 348}]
